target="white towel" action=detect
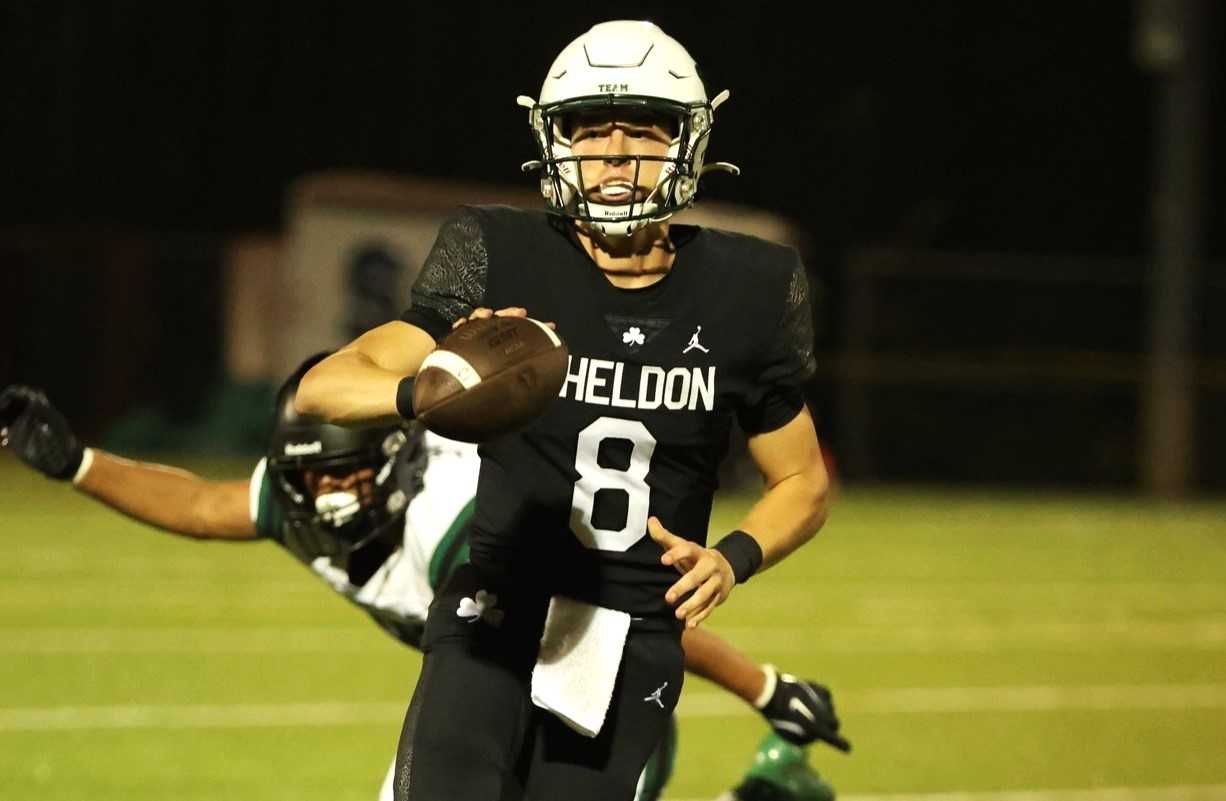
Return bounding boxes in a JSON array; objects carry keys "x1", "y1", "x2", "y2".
[{"x1": 530, "y1": 596, "x2": 631, "y2": 738}]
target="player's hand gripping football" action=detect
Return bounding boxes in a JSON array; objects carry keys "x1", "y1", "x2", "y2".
[
  {"x1": 649, "y1": 516, "x2": 736, "y2": 628},
  {"x1": 451, "y1": 307, "x2": 556, "y2": 330},
  {"x1": 0, "y1": 385, "x2": 85, "y2": 481}
]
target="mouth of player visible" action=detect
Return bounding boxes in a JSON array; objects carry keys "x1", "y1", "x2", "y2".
[{"x1": 589, "y1": 180, "x2": 641, "y2": 204}]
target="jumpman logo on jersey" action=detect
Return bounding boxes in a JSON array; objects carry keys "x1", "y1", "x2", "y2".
[
  {"x1": 683, "y1": 326, "x2": 709, "y2": 354},
  {"x1": 644, "y1": 682, "x2": 668, "y2": 709}
]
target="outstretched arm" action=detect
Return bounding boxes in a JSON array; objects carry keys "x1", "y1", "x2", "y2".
[
  {"x1": 681, "y1": 625, "x2": 766, "y2": 703},
  {"x1": 1, "y1": 385, "x2": 255, "y2": 540},
  {"x1": 76, "y1": 450, "x2": 256, "y2": 540}
]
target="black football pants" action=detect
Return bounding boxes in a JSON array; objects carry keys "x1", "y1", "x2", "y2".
[{"x1": 391, "y1": 563, "x2": 684, "y2": 801}]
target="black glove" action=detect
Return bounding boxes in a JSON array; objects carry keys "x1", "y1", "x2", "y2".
[
  {"x1": 0, "y1": 385, "x2": 85, "y2": 481},
  {"x1": 758, "y1": 665, "x2": 852, "y2": 752}
]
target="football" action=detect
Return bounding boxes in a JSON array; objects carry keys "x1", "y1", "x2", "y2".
[{"x1": 413, "y1": 316, "x2": 569, "y2": 443}]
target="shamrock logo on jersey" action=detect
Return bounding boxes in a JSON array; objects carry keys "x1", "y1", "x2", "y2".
[
  {"x1": 622, "y1": 326, "x2": 646, "y2": 347},
  {"x1": 605, "y1": 315, "x2": 669, "y2": 353},
  {"x1": 457, "y1": 590, "x2": 504, "y2": 627}
]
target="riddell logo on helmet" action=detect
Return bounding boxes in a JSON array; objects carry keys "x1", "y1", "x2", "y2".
[
  {"x1": 284, "y1": 441, "x2": 323, "y2": 456},
  {"x1": 598, "y1": 83, "x2": 629, "y2": 93}
]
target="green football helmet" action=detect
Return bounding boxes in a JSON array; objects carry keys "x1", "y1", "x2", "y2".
[{"x1": 717, "y1": 732, "x2": 836, "y2": 801}]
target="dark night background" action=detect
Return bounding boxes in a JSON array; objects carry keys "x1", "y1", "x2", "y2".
[{"x1": 2, "y1": 1, "x2": 1222, "y2": 489}]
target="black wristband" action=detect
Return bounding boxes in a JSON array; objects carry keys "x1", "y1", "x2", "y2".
[
  {"x1": 713, "y1": 530, "x2": 764, "y2": 584},
  {"x1": 395, "y1": 376, "x2": 417, "y2": 420}
]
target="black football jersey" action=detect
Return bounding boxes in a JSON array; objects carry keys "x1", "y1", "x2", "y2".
[{"x1": 401, "y1": 205, "x2": 815, "y2": 617}]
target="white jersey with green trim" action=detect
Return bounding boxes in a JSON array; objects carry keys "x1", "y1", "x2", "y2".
[{"x1": 249, "y1": 432, "x2": 479, "y2": 647}]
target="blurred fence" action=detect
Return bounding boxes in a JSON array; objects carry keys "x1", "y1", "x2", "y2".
[{"x1": 830, "y1": 247, "x2": 1225, "y2": 489}]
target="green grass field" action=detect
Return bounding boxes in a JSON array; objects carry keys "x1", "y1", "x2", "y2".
[{"x1": 2, "y1": 453, "x2": 1225, "y2": 801}]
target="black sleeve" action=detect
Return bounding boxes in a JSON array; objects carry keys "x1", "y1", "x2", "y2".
[
  {"x1": 399, "y1": 209, "x2": 489, "y2": 341},
  {"x1": 737, "y1": 252, "x2": 818, "y2": 435}
]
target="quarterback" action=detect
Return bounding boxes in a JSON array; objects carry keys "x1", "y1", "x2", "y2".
[{"x1": 296, "y1": 19, "x2": 834, "y2": 801}]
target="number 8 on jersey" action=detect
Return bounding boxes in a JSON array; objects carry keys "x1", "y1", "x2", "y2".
[{"x1": 570, "y1": 417, "x2": 657, "y2": 552}]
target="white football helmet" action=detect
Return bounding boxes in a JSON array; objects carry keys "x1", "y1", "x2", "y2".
[{"x1": 518, "y1": 20, "x2": 740, "y2": 236}]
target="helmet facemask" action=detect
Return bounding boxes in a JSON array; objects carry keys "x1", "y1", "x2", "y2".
[
  {"x1": 528, "y1": 96, "x2": 713, "y2": 236},
  {"x1": 270, "y1": 428, "x2": 417, "y2": 576}
]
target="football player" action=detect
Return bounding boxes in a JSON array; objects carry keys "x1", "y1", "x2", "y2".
[
  {"x1": 1, "y1": 364, "x2": 845, "y2": 801},
  {"x1": 296, "y1": 19, "x2": 837, "y2": 801}
]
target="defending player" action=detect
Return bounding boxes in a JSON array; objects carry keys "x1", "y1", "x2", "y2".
[{"x1": 296, "y1": 20, "x2": 833, "y2": 801}]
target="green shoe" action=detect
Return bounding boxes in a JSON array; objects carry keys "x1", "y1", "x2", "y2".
[{"x1": 715, "y1": 733, "x2": 836, "y2": 801}]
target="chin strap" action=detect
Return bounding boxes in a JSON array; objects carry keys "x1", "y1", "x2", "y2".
[
  {"x1": 701, "y1": 161, "x2": 741, "y2": 177},
  {"x1": 518, "y1": 96, "x2": 542, "y2": 174}
]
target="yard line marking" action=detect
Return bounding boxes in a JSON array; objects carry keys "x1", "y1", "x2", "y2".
[
  {"x1": 676, "y1": 683, "x2": 1226, "y2": 717},
  {"x1": 678, "y1": 784, "x2": 1226, "y2": 801},
  {"x1": 7, "y1": 618, "x2": 1226, "y2": 654},
  {"x1": 0, "y1": 627, "x2": 391, "y2": 654},
  {"x1": 0, "y1": 702, "x2": 405, "y2": 732},
  {"x1": 848, "y1": 684, "x2": 1226, "y2": 713},
  {"x1": 702, "y1": 622, "x2": 1226, "y2": 653},
  {"x1": 823, "y1": 785, "x2": 1226, "y2": 801},
  {"x1": 5, "y1": 684, "x2": 1226, "y2": 733}
]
